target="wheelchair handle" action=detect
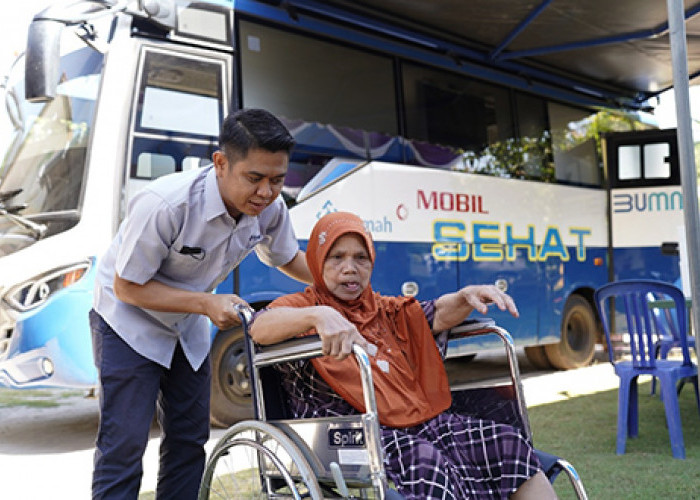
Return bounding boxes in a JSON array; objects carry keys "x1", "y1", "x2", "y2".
[{"x1": 234, "y1": 303, "x2": 254, "y2": 326}]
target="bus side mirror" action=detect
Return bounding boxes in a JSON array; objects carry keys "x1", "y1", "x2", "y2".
[
  {"x1": 25, "y1": 18, "x2": 63, "y2": 102},
  {"x1": 139, "y1": 0, "x2": 177, "y2": 30}
]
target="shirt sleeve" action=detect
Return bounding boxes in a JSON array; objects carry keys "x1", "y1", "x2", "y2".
[
  {"x1": 419, "y1": 299, "x2": 437, "y2": 329},
  {"x1": 114, "y1": 189, "x2": 179, "y2": 285},
  {"x1": 254, "y1": 197, "x2": 300, "y2": 267},
  {"x1": 420, "y1": 299, "x2": 449, "y2": 357}
]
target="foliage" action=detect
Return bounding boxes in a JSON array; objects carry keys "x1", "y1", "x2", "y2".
[{"x1": 453, "y1": 110, "x2": 653, "y2": 183}]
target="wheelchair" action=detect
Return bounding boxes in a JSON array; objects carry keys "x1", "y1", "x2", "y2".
[{"x1": 198, "y1": 310, "x2": 588, "y2": 499}]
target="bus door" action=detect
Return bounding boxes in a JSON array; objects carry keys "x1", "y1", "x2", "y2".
[
  {"x1": 124, "y1": 44, "x2": 232, "y2": 211},
  {"x1": 604, "y1": 128, "x2": 683, "y2": 287}
]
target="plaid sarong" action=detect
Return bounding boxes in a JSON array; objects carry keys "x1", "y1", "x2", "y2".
[{"x1": 382, "y1": 412, "x2": 540, "y2": 499}]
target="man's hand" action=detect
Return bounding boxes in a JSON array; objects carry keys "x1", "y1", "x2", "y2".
[
  {"x1": 204, "y1": 294, "x2": 252, "y2": 330},
  {"x1": 314, "y1": 306, "x2": 371, "y2": 360}
]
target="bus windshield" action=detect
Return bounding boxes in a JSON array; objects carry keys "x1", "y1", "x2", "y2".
[{"x1": 0, "y1": 47, "x2": 103, "y2": 255}]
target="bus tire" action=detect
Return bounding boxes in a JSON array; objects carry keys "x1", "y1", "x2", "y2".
[
  {"x1": 544, "y1": 295, "x2": 596, "y2": 370},
  {"x1": 524, "y1": 345, "x2": 553, "y2": 370},
  {"x1": 210, "y1": 326, "x2": 254, "y2": 428}
]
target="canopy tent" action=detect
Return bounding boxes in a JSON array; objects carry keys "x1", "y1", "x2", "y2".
[
  {"x1": 311, "y1": 0, "x2": 700, "y2": 111},
  {"x1": 288, "y1": 0, "x2": 700, "y2": 356}
]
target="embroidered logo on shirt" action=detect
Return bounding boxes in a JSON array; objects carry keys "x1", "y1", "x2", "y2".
[{"x1": 248, "y1": 234, "x2": 263, "y2": 246}]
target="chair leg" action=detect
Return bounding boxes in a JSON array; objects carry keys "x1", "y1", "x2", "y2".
[
  {"x1": 628, "y1": 376, "x2": 639, "y2": 438},
  {"x1": 651, "y1": 345, "x2": 661, "y2": 396},
  {"x1": 616, "y1": 376, "x2": 632, "y2": 455},
  {"x1": 692, "y1": 375, "x2": 700, "y2": 417},
  {"x1": 659, "y1": 376, "x2": 686, "y2": 459}
]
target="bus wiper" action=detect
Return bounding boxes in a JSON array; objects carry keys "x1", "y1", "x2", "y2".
[
  {"x1": 0, "y1": 203, "x2": 48, "y2": 239},
  {"x1": 0, "y1": 188, "x2": 23, "y2": 203}
]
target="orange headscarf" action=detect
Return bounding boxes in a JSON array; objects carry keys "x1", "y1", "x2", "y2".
[{"x1": 268, "y1": 211, "x2": 451, "y2": 427}]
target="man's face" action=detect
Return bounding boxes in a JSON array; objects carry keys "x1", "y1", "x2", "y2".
[{"x1": 213, "y1": 148, "x2": 288, "y2": 219}]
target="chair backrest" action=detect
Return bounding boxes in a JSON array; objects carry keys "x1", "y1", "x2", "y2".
[
  {"x1": 594, "y1": 279, "x2": 692, "y2": 367},
  {"x1": 647, "y1": 291, "x2": 682, "y2": 342}
]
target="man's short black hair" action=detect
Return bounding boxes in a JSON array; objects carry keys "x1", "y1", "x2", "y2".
[{"x1": 219, "y1": 108, "x2": 295, "y2": 162}]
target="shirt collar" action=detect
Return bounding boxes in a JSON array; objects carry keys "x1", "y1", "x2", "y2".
[
  {"x1": 203, "y1": 165, "x2": 255, "y2": 228},
  {"x1": 204, "y1": 165, "x2": 229, "y2": 222}
]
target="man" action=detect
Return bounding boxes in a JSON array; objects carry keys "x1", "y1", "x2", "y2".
[{"x1": 89, "y1": 108, "x2": 311, "y2": 499}]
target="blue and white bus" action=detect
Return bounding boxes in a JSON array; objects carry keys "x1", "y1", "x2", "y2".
[{"x1": 0, "y1": 0, "x2": 686, "y2": 425}]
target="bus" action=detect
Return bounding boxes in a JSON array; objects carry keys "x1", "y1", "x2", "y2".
[{"x1": 0, "y1": 0, "x2": 685, "y2": 426}]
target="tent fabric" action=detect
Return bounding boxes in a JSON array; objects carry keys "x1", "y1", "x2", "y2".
[{"x1": 316, "y1": 0, "x2": 700, "y2": 109}]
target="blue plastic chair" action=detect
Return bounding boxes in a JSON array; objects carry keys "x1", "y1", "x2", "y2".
[
  {"x1": 594, "y1": 279, "x2": 700, "y2": 459},
  {"x1": 648, "y1": 292, "x2": 696, "y2": 396}
]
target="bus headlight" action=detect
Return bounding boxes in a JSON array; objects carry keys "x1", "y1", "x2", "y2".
[
  {"x1": 3, "y1": 261, "x2": 91, "y2": 312},
  {"x1": 41, "y1": 357, "x2": 55, "y2": 376}
]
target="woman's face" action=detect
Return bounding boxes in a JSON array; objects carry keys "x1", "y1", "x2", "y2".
[{"x1": 322, "y1": 233, "x2": 372, "y2": 301}]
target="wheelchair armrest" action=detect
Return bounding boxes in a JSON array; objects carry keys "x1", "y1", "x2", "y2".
[
  {"x1": 445, "y1": 317, "x2": 496, "y2": 339},
  {"x1": 252, "y1": 334, "x2": 324, "y2": 367}
]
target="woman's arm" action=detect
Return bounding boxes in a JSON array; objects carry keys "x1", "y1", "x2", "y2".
[
  {"x1": 250, "y1": 305, "x2": 369, "y2": 360},
  {"x1": 432, "y1": 284, "x2": 519, "y2": 332}
]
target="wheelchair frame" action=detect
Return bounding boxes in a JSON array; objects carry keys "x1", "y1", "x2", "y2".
[{"x1": 198, "y1": 312, "x2": 588, "y2": 500}]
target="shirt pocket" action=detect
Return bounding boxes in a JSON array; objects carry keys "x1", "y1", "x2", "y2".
[{"x1": 160, "y1": 248, "x2": 211, "y2": 286}]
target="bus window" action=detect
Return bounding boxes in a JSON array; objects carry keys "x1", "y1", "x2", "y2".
[
  {"x1": 618, "y1": 145, "x2": 641, "y2": 180},
  {"x1": 617, "y1": 142, "x2": 671, "y2": 182},
  {"x1": 128, "y1": 48, "x2": 226, "y2": 182},
  {"x1": 548, "y1": 102, "x2": 601, "y2": 187},
  {"x1": 402, "y1": 63, "x2": 513, "y2": 152},
  {"x1": 238, "y1": 20, "x2": 397, "y2": 162},
  {"x1": 644, "y1": 143, "x2": 671, "y2": 179},
  {"x1": 136, "y1": 153, "x2": 176, "y2": 178},
  {"x1": 134, "y1": 50, "x2": 223, "y2": 137},
  {"x1": 605, "y1": 129, "x2": 679, "y2": 188}
]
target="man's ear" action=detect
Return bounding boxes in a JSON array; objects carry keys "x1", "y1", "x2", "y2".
[{"x1": 212, "y1": 150, "x2": 227, "y2": 175}]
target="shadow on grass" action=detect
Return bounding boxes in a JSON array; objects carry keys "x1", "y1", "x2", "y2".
[{"x1": 529, "y1": 379, "x2": 700, "y2": 499}]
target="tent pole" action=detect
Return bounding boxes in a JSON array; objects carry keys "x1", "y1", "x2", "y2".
[{"x1": 667, "y1": 0, "x2": 700, "y2": 359}]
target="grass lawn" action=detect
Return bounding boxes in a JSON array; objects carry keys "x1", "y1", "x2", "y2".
[
  {"x1": 0, "y1": 387, "x2": 84, "y2": 408},
  {"x1": 529, "y1": 378, "x2": 700, "y2": 499},
  {"x1": 139, "y1": 372, "x2": 700, "y2": 499}
]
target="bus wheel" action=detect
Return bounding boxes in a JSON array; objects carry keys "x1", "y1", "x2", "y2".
[
  {"x1": 544, "y1": 295, "x2": 596, "y2": 370},
  {"x1": 210, "y1": 327, "x2": 254, "y2": 428},
  {"x1": 524, "y1": 345, "x2": 553, "y2": 370}
]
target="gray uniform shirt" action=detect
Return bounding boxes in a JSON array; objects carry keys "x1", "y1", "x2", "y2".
[{"x1": 93, "y1": 165, "x2": 299, "y2": 370}]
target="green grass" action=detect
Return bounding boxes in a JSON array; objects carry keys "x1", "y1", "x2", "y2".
[
  {"x1": 529, "y1": 379, "x2": 700, "y2": 499},
  {"x1": 0, "y1": 387, "x2": 84, "y2": 408},
  {"x1": 139, "y1": 378, "x2": 700, "y2": 499}
]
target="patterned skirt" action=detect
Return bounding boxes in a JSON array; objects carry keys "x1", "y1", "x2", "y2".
[{"x1": 381, "y1": 412, "x2": 541, "y2": 500}]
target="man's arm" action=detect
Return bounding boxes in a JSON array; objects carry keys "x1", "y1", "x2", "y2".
[
  {"x1": 432, "y1": 285, "x2": 519, "y2": 332},
  {"x1": 277, "y1": 250, "x2": 312, "y2": 284},
  {"x1": 113, "y1": 274, "x2": 249, "y2": 330},
  {"x1": 250, "y1": 305, "x2": 369, "y2": 360}
]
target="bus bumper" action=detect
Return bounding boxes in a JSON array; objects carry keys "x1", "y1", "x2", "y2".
[{"x1": 0, "y1": 288, "x2": 97, "y2": 389}]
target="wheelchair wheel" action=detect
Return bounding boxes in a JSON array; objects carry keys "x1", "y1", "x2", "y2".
[{"x1": 198, "y1": 420, "x2": 323, "y2": 500}]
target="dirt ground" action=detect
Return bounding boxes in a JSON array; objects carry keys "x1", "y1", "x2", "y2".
[{"x1": 0, "y1": 350, "x2": 617, "y2": 499}]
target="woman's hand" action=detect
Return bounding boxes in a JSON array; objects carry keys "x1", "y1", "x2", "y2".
[
  {"x1": 457, "y1": 285, "x2": 519, "y2": 317},
  {"x1": 433, "y1": 284, "x2": 519, "y2": 332},
  {"x1": 314, "y1": 306, "x2": 370, "y2": 360}
]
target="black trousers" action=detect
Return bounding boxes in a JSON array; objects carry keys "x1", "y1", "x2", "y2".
[{"x1": 89, "y1": 310, "x2": 211, "y2": 500}]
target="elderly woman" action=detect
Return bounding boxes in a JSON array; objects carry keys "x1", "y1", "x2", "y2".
[{"x1": 250, "y1": 211, "x2": 557, "y2": 500}]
